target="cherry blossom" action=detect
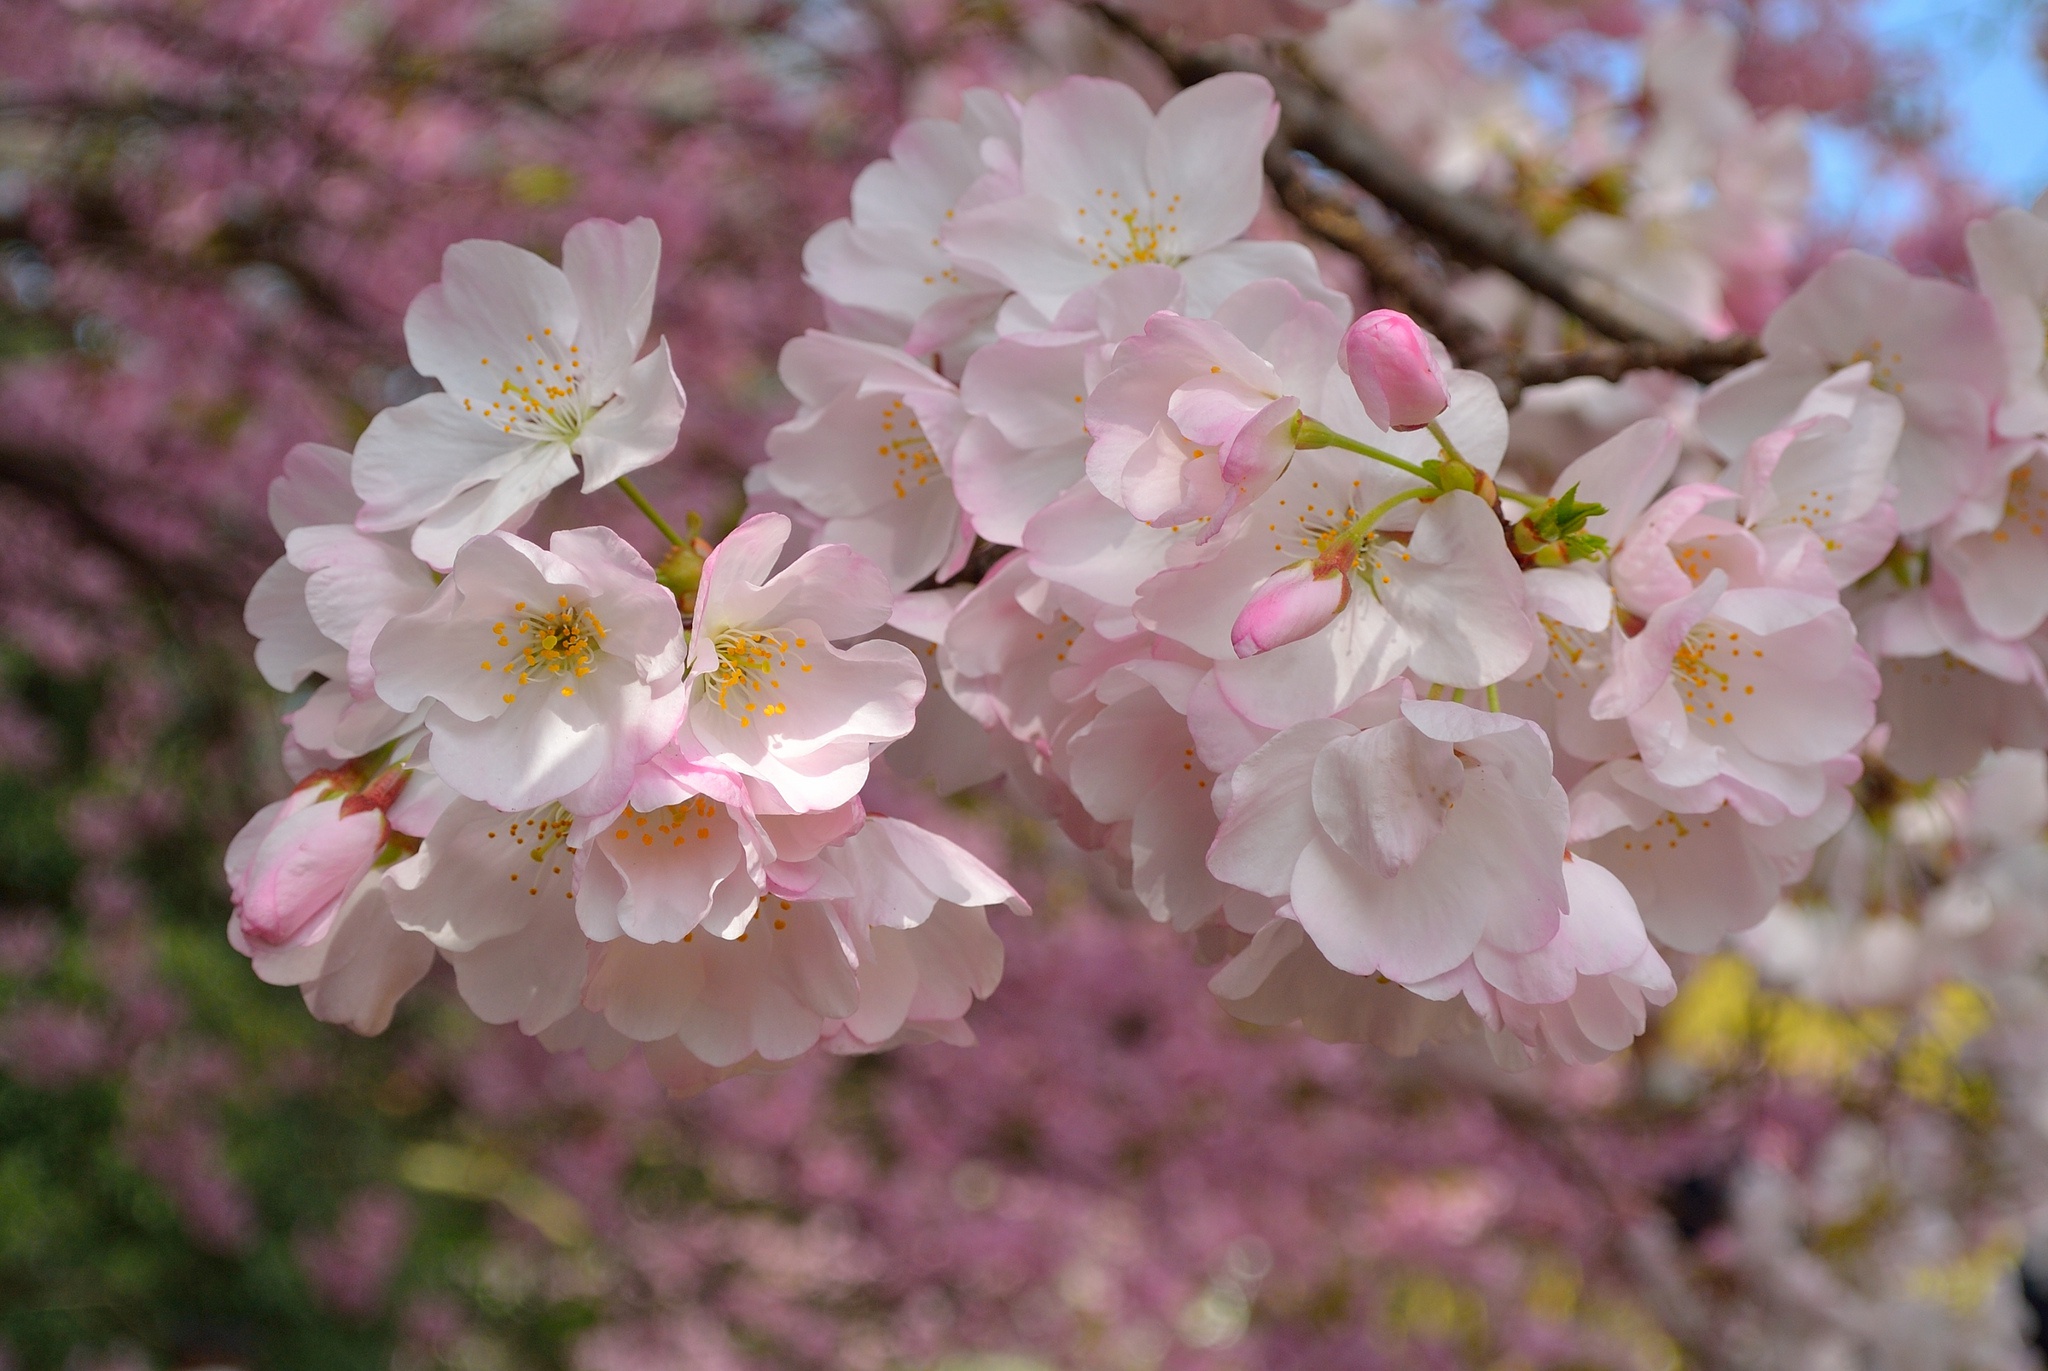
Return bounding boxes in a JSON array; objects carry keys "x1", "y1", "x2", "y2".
[
  {"x1": 1698, "y1": 251, "x2": 2000, "y2": 532},
  {"x1": 676, "y1": 513, "x2": 925, "y2": 813},
  {"x1": 1207, "y1": 699, "x2": 1570, "y2": 986},
  {"x1": 352, "y1": 218, "x2": 687, "y2": 568},
  {"x1": 801, "y1": 89, "x2": 1021, "y2": 357},
  {"x1": 371, "y1": 527, "x2": 688, "y2": 814},
  {"x1": 941, "y1": 74, "x2": 1332, "y2": 324},
  {"x1": 1591, "y1": 569, "x2": 1877, "y2": 816},
  {"x1": 754, "y1": 332, "x2": 970, "y2": 592}
]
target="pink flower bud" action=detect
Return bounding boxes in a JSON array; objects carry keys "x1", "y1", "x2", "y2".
[
  {"x1": 1231, "y1": 561, "x2": 1351, "y2": 657},
  {"x1": 226, "y1": 788, "x2": 387, "y2": 948},
  {"x1": 1341, "y1": 310, "x2": 1449, "y2": 432}
]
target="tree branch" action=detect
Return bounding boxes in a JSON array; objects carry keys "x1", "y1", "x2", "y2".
[
  {"x1": 1080, "y1": 4, "x2": 1699, "y2": 350},
  {"x1": 1511, "y1": 335, "x2": 1764, "y2": 390},
  {"x1": 1264, "y1": 148, "x2": 1502, "y2": 375}
]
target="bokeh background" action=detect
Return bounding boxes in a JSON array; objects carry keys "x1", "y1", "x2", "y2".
[{"x1": 0, "y1": 2, "x2": 2043, "y2": 1369}]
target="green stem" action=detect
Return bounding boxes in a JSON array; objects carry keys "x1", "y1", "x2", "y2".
[
  {"x1": 614, "y1": 476, "x2": 685, "y2": 547},
  {"x1": 1485, "y1": 682, "x2": 1501, "y2": 712},
  {"x1": 1425, "y1": 418, "x2": 1466, "y2": 466},
  {"x1": 1295, "y1": 417, "x2": 1437, "y2": 483},
  {"x1": 1496, "y1": 485, "x2": 1546, "y2": 508},
  {"x1": 1339, "y1": 485, "x2": 1436, "y2": 543},
  {"x1": 1450, "y1": 687, "x2": 1466, "y2": 704}
]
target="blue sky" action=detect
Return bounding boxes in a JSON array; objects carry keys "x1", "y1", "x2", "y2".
[{"x1": 1817, "y1": 0, "x2": 2048, "y2": 220}]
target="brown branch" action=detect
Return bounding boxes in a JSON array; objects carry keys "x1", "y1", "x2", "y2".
[
  {"x1": 1080, "y1": 3, "x2": 1697, "y2": 350},
  {"x1": 1264, "y1": 148, "x2": 1502, "y2": 375},
  {"x1": 1512, "y1": 335, "x2": 1764, "y2": 390}
]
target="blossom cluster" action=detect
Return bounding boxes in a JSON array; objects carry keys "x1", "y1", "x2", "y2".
[
  {"x1": 232, "y1": 217, "x2": 1023, "y2": 1090},
  {"x1": 224, "y1": 18, "x2": 2048, "y2": 1096},
  {"x1": 752, "y1": 64, "x2": 2048, "y2": 1072}
]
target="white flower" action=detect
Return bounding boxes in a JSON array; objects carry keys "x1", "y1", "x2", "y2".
[
  {"x1": 675, "y1": 513, "x2": 924, "y2": 813},
  {"x1": 754, "y1": 332, "x2": 971, "y2": 592},
  {"x1": 1207, "y1": 699, "x2": 1570, "y2": 986},
  {"x1": 371, "y1": 527, "x2": 688, "y2": 814},
  {"x1": 388, "y1": 799, "x2": 590, "y2": 1035},
  {"x1": 353, "y1": 217, "x2": 686, "y2": 568},
  {"x1": 1571, "y1": 758, "x2": 1854, "y2": 950},
  {"x1": 1697, "y1": 251, "x2": 2000, "y2": 533},
  {"x1": 801, "y1": 89, "x2": 1022, "y2": 355},
  {"x1": 942, "y1": 74, "x2": 1334, "y2": 324}
]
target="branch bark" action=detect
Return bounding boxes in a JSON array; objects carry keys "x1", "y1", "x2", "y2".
[
  {"x1": 1081, "y1": 4, "x2": 1736, "y2": 375},
  {"x1": 1511, "y1": 335, "x2": 1764, "y2": 390},
  {"x1": 1264, "y1": 148, "x2": 1502, "y2": 375}
]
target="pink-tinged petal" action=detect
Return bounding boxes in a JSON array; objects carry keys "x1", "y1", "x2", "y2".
[
  {"x1": 574, "y1": 340, "x2": 686, "y2": 490},
  {"x1": 1548, "y1": 418, "x2": 1681, "y2": 541},
  {"x1": 443, "y1": 913, "x2": 588, "y2": 1036},
  {"x1": 1592, "y1": 570, "x2": 1724, "y2": 720},
  {"x1": 865, "y1": 816, "x2": 1026, "y2": 916},
  {"x1": 1521, "y1": 567, "x2": 1612, "y2": 631},
  {"x1": 1145, "y1": 73, "x2": 1277, "y2": 255},
  {"x1": 941, "y1": 195, "x2": 1097, "y2": 314},
  {"x1": 1176, "y1": 239, "x2": 1352, "y2": 320},
  {"x1": 1207, "y1": 719, "x2": 1351, "y2": 897},
  {"x1": 351, "y1": 392, "x2": 536, "y2": 535},
  {"x1": 293, "y1": 881, "x2": 437, "y2": 1035},
  {"x1": 404, "y1": 238, "x2": 578, "y2": 402},
  {"x1": 269, "y1": 443, "x2": 357, "y2": 535},
  {"x1": 1219, "y1": 394, "x2": 1300, "y2": 492},
  {"x1": 958, "y1": 332, "x2": 1090, "y2": 450},
  {"x1": 1342, "y1": 310, "x2": 1449, "y2": 431},
  {"x1": 247, "y1": 558, "x2": 340, "y2": 691},
  {"x1": 1232, "y1": 562, "x2": 1349, "y2": 657},
  {"x1": 1310, "y1": 718, "x2": 1463, "y2": 877},
  {"x1": 1382, "y1": 491, "x2": 1535, "y2": 688},
  {"x1": 1017, "y1": 76, "x2": 1154, "y2": 217},
  {"x1": 235, "y1": 799, "x2": 386, "y2": 947},
  {"x1": 1165, "y1": 374, "x2": 1269, "y2": 448},
  {"x1": 1610, "y1": 482, "x2": 1739, "y2": 614},
  {"x1": 562, "y1": 216, "x2": 661, "y2": 390},
  {"x1": 425, "y1": 691, "x2": 610, "y2": 813}
]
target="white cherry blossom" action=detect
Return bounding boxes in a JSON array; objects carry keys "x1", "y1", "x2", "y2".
[
  {"x1": 676, "y1": 513, "x2": 924, "y2": 813},
  {"x1": 754, "y1": 332, "x2": 970, "y2": 592},
  {"x1": 942, "y1": 74, "x2": 1335, "y2": 324},
  {"x1": 1207, "y1": 699, "x2": 1570, "y2": 986},
  {"x1": 353, "y1": 217, "x2": 686, "y2": 568},
  {"x1": 801, "y1": 89, "x2": 1021, "y2": 355},
  {"x1": 372, "y1": 527, "x2": 687, "y2": 814}
]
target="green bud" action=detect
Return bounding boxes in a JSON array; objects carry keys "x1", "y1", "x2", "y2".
[{"x1": 655, "y1": 511, "x2": 713, "y2": 618}]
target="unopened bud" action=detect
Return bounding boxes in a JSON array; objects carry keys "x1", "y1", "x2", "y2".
[
  {"x1": 655, "y1": 512, "x2": 714, "y2": 618},
  {"x1": 1341, "y1": 310, "x2": 1449, "y2": 433},
  {"x1": 1231, "y1": 561, "x2": 1351, "y2": 658}
]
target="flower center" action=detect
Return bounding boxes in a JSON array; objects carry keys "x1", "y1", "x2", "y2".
[
  {"x1": 483, "y1": 595, "x2": 607, "y2": 702},
  {"x1": 1077, "y1": 188, "x2": 1188, "y2": 270},
  {"x1": 1994, "y1": 462, "x2": 2047, "y2": 544},
  {"x1": 1846, "y1": 341, "x2": 1903, "y2": 394},
  {"x1": 1672, "y1": 621, "x2": 1755, "y2": 729},
  {"x1": 610, "y1": 796, "x2": 726, "y2": 850},
  {"x1": 461, "y1": 329, "x2": 599, "y2": 440},
  {"x1": 878, "y1": 398, "x2": 941, "y2": 501},
  {"x1": 484, "y1": 806, "x2": 577, "y2": 900},
  {"x1": 704, "y1": 628, "x2": 810, "y2": 727}
]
